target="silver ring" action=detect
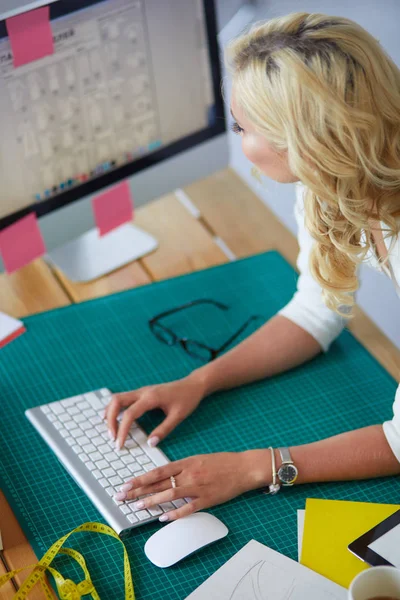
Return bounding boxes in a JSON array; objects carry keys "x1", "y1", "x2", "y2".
[{"x1": 170, "y1": 476, "x2": 176, "y2": 489}]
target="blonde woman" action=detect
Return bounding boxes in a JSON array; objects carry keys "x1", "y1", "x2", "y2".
[{"x1": 107, "y1": 13, "x2": 400, "y2": 520}]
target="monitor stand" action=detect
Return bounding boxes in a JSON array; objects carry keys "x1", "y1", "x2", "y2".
[{"x1": 46, "y1": 223, "x2": 158, "y2": 282}]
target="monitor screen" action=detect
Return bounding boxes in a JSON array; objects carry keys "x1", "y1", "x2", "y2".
[{"x1": 0, "y1": 0, "x2": 224, "y2": 229}]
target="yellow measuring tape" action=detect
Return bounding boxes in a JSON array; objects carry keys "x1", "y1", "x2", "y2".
[{"x1": 0, "y1": 522, "x2": 135, "y2": 600}]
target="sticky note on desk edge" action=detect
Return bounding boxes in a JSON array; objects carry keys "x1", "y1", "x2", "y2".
[
  {"x1": 0, "y1": 213, "x2": 46, "y2": 274},
  {"x1": 300, "y1": 498, "x2": 400, "y2": 589},
  {"x1": 0, "y1": 312, "x2": 26, "y2": 349},
  {"x1": 6, "y1": 6, "x2": 54, "y2": 68},
  {"x1": 92, "y1": 181, "x2": 134, "y2": 237}
]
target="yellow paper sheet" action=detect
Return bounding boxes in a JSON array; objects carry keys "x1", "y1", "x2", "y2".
[{"x1": 300, "y1": 498, "x2": 400, "y2": 588}]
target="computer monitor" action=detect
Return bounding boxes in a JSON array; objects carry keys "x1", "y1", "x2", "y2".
[{"x1": 0, "y1": 0, "x2": 228, "y2": 280}]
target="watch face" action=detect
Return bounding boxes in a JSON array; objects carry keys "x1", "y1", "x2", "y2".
[{"x1": 278, "y1": 464, "x2": 298, "y2": 484}]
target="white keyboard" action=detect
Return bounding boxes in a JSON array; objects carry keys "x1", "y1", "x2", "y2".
[{"x1": 26, "y1": 389, "x2": 186, "y2": 536}]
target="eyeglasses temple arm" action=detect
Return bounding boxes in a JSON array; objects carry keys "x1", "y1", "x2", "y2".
[{"x1": 215, "y1": 316, "x2": 262, "y2": 354}]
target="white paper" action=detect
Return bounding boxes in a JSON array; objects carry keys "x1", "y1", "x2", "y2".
[
  {"x1": 297, "y1": 509, "x2": 305, "y2": 561},
  {"x1": 368, "y1": 523, "x2": 400, "y2": 567},
  {"x1": 185, "y1": 540, "x2": 347, "y2": 600},
  {"x1": 0, "y1": 311, "x2": 24, "y2": 345}
]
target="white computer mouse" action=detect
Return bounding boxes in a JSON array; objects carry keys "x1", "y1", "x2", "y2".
[{"x1": 144, "y1": 512, "x2": 228, "y2": 568}]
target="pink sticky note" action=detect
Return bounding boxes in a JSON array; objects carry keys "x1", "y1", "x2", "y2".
[
  {"x1": 92, "y1": 181, "x2": 134, "y2": 237},
  {"x1": 0, "y1": 214, "x2": 46, "y2": 275},
  {"x1": 6, "y1": 6, "x2": 54, "y2": 68}
]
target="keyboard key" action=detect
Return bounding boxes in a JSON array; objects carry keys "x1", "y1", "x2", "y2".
[
  {"x1": 96, "y1": 423, "x2": 107, "y2": 433},
  {"x1": 82, "y1": 444, "x2": 96, "y2": 454},
  {"x1": 69, "y1": 428, "x2": 82, "y2": 439},
  {"x1": 121, "y1": 455, "x2": 136, "y2": 465},
  {"x1": 103, "y1": 467, "x2": 116, "y2": 478},
  {"x1": 113, "y1": 497, "x2": 123, "y2": 506},
  {"x1": 88, "y1": 451, "x2": 102, "y2": 462},
  {"x1": 53, "y1": 421, "x2": 63, "y2": 430},
  {"x1": 130, "y1": 448, "x2": 143, "y2": 457},
  {"x1": 137, "y1": 455, "x2": 150, "y2": 465},
  {"x1": 67, "y1": 407, "x2": 79, "y2": 416},
  {"x1": 104, "y1": 452, "x2": 117, "y2": 463},
  {"x1": 77, "y1": 401, "x2": 90, "y2": 410},
  {"x1": 80, "y1": 422, "x2": 92, "y2": 431},
  {"x1": 172, "y1": 499, "x2": 186, "y2": 509},
  {"x1": 47, "y1": 413, "x2": 56, "y2": 422},
  {"x1": 85, "y1": 392, "x2": 103, "y2": 410},
  {"x1": 59, "y1": 429, "x2": 69, "y2": 438},
  {"x1": 50, "y1": 403, "x2": 65, "y2": 415},
  {"x1": 98, "y1": 444, "x2": 109, "y2": 455},
  {"x1": 61, "y1": 396, "x2": 80, "y2": 407},
  {"x1": 122, "y1": 439, "x2": 137, "y2": 450},
  {"x1": 110, "y1": 460, "x2": 124, "y2": 471},
  {"x1": 144, "y1": 462, "x2": 156, "y2": 472},
  {"x1": 85, "y1": 429, "x2": 99, "y2": 439},
  {"x1": 95, "y1": 460, "x2": 108, "y2": 470},
  {"x1": 135, "y1": 510, "x2": 150, "y2": 521},
  {"x1": 105, "y1": 487, "x2": 115, "y2": 497},
  {"x1": 58, "y1": 413, "x2": 71, "y2": 423},
  {"x1": 65, "y1": 437, "x2": 75, "y2": 446},
  {"x1": 76, "y1": 436, "x2": 90, "y2": 447},
  {"x1": 90, "y1": 416, "x2": 103, "y2": 425},
  {"x1": 98, "y1": 478, "x2": 109, "y2": 488},
  {"x1": 78, "y1": 453, "x2": 89, "y2": 463},
  {"x1": 82, "y1": 409, "x2": 96, "y2": 418},
  {"x1": 131, "y1": 429, "x2": 147, "y2": 445},
  {"x1": 64, "y1": 421, "x2": 76, "y2": 431},
  {"x1": 127, "y1": 514, "x2": 138, "y2": 524},
  {"x1": 86, "y1": 461, "x2": 96, "y2": 471},
  {"x1": 41, "y1": 405, "x2": 50, "y2": 414},
  {"x1": 100, "y1": 389, "x2": 111, "y2": 398},
  {"x1": 120, "y1": 505, "x2": 131, "y2": 515},
  {"x1": 134, "y1": 470, "x2": 146, "y2": 478},
  {"x1": 109, "y1": 475, "x2": 122, "y2": 487},
  {"x1": 74, "y1": 414, "x2": 86, "y2": 424},
  {"x1": 91, "y1": 436, "x2": 103, "y2": 447},
  {"x1": 117, "y1": 468, "x2": 131, "y2": 479},
  {"x1": 72, "y1": 445, "x2": 81, "y2": 454},
  {"x1": 160, "y1": 502, "x2": 175, "y2": 512},
  {"x1": 149, "y1": 506, "x2": 163, "y2": 517},
  {"x1": 129, "y1": 463, "x2": 142, "y2": 473},
  {"x1": 92, "y1": 470, "x2": 102, "y2": 480}
]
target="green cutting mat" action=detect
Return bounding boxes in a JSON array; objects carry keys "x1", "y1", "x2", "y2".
[{"x1": 0, "y1": 251, "x2": 399, "y2": 599}]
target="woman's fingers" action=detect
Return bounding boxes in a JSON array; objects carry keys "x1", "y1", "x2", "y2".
[
  {"x1": 105, "y1": 392, "x2": 138, "y2": 440},
  {"x1": 147, "y1": 408, "x2": 182, "y2": 447},
  {"x1": 159, "y1": 499, "x2": 201, "y2": 522},
  {"x1": 121, "y1": 486, "x2": 196, "y2": 509},
  {"x1": 122, "y1": 462, "x2": 184, "y2": 492}
]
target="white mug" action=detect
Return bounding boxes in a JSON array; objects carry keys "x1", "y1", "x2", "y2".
[{"x1": 348, "y1": 566, "x2": 400, "y2": 600}]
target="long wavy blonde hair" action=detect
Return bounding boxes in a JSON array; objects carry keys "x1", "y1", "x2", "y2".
[{"x1": 226, "y1": 12, "x2": 400, "y2": 315}]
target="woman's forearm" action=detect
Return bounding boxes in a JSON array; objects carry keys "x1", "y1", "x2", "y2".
[
  {"x1": 247, "y1": 425, "x2": 400, "y2": 490},
  {"x1": 190, "y1": 315, "x2": 322, "y2": 396}
]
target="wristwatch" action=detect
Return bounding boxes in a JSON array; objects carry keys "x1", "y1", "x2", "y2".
[{"x1": 277, "y1": 447, "x2": 298, "y2": 486}]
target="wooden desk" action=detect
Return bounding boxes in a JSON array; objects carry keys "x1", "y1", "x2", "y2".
[{"x1": 1, "y1": 168, "x2": 399, "y2": 598}]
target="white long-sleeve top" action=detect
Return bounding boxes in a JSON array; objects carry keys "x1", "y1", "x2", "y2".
[{"x1": 279, "y1": 184, "x2": 400, "y2": 461}]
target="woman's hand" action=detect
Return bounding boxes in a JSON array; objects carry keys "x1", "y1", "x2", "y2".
[
  {"x1": 114, "y1": 450, "x2": 271, "y2": 521},
  {"x1": 104, "y1": 375, "x2": 206, "y2": 450}
]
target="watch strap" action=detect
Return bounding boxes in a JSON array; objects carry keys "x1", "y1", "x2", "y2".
[{"x1": 279, "y1": 447, "x2": 293, "y2": 464}]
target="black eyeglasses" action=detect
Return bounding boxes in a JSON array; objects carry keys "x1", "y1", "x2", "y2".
[{"x1": 149, "y1": 299, "x2": 262, "y2": 362}]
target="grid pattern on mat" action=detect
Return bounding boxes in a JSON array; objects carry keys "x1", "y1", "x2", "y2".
[{"x1": 0, "y1": 251, "x2": 398, "y2": 599}]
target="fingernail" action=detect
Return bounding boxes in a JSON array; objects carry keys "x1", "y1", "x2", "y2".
[
  {"x1": 121, "y1": 483, "x2": 133, "y2": 492},
  {"x1": 115, "y1": 491, "x2": 126, "y2": 501},
  {"x1": 159, "y1": 514, "x2": 169, "y2": 522},
  {"x1": 108, "y1": 429, "x2": 115, "y2": 441},
  {"x1": 134, "y1": 500, "x2": 144, "y2": 510},
  {"x1": 115, "y1": 439, "x2": 121, "y2": 451},
  {"x1": 147, "y1": 436, "x2": 160, "y2": 448}
]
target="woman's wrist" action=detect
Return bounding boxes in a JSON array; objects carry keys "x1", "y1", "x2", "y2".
[
  {"x1": 186, "y1": 362, "x2": 221, "y2": 398},
  {"x1": 241, "y1": 449, "x2": 274, "y2": 491}
]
